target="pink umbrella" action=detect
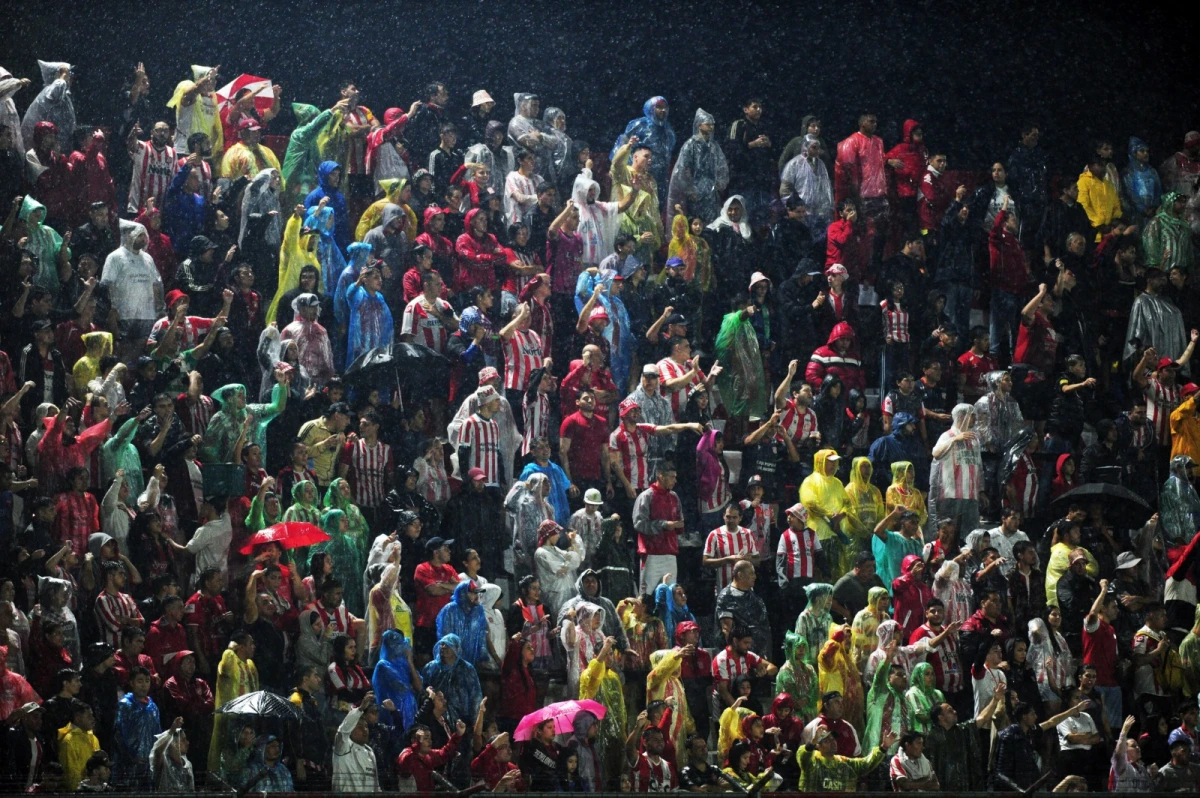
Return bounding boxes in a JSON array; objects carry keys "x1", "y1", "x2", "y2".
[
  {"x1": 511, "y1": 699, "x2": 607, "y2": 741},
  {"x1": 215, "y1": 74, "x2": 277, "y2": 115}
]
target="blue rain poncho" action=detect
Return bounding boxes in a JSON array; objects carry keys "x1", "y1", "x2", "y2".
[
  {"x1": 420, "y1": 633, "x2": 482, "y2": 726},
  {"x1": 372, "y1": 629, "x2": 419, "y2": 733},
  {"x1": 309, "y1": 508, "x2": 366, "y2": 617},
  {"x1": 1124, "y1": 137, "x2": 1163, "y2": 220},
  {"x1": 345, "y1": 278, "x2": 394, "y2": 365},
  {"x1": 334, "y1": 241, "x2": 373, "y2": 328},
  {"x1": 666, "y1": 108, "x2": 729, "y2": 224},
  {"x1": 305, "y1": 160, "x2": 350, "y2": 251},
  {"x1": 436, "y1": 580, "x2": 491, "y2": 668},
  {"x1": 307, "y1": 204, "x2": 346, "y2": 296},
  {"x1": 21, "y1": 60, "x2": 74, "y2": 153},
  {"x1": 653, "y1": 581, "x2": 696, "y2": 644},
  {"x1": 200, "y1": 382, "x2": 287, "y2": 465},
  {"x1": 610, "y1": 96, "x2": 677, "y2": 205}
]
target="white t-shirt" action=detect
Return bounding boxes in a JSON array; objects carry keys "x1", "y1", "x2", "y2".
[
  {"x1": 1058, "y1": 712, "x2": 1098, "y2": 751},
  {"x1": 101, "y1": 246, "x2": 162, "y2": 322}
]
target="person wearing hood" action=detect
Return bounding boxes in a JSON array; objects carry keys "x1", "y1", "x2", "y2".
[
  {"x1": 1144, "y1": 191, "x2": 1195, "y2": 273},
  {"x1": 1123, "y1": 137, "x2": 1163, "y2": 226},
  {"x1": 891, "y1": 554, "x2": 933, "y2": 641},
  {"x1": 799, "y1": 449, "x2": 847, "y2": 562},
  {"x1": 573, "y1": 163, "x2": 634, "y2": 268},
  {"x1": 305, "y1": 160, "x2": 350, "y2": 251},
  {"x1": 703, "y1": 194, "x2": 754, "y2": 305},
  {"x1": 364, "y1": 202, "x2": 410, "y2": 278},
  {"x1": 166, "y1": 65, "x2": 223, "y2": 157},
  {"x1": 611, "y1": 97, "x2": 676, "y2": 210},
  {"x1": 781, "y1": 135, "x2": 834, "y2": 234},
  {"x1": 1077, "y1": 153, "x2": 1123, "y2": 241},
  {"x1": 885, "y1": 120, "x2": 928, "y2": 227},
  {"x1": 453, "y1": 206, "x2": 506, "y2": 296},
  {"x1": 5, "y1": 194, "x2": 70, "y2": 297},
  {"x1": 358, "y1": 177, "x2": 417, "y2": 242},
  {"x1": 973, "y1": 369, "x2": 1025, "y2": 456},
  {"x1": 869, "y1": 414, "x2": 925, "y2": 493},
  {"x1": 68, "y1": 127, "x2": 117, "y2": 228},
  {"x1": 714, "y1": 291, "x2": 767, "y2": 421},
  {"x1": 266, "y1": 204, "x2": 323, "y2": 324},
  {"x1": 541, "y1": 107, "x2": 571, "y2": 187},
  {"x1": 927, "y1": 403, "x2": 982, "y2": 536},
  {"x1": 805, "y1": 320, "x2": 864, "y2": 394},
  {"x1": 420, "y1": 633, "x2": 482, "y2": 726},
  {"x1": 850, "y1": 586, "x2": 891, "y2": 672},
  {"x1": 560, "y1": 599, "x2": 608, "y2": 698},
  {"x1": 0, "y1": 66, "x2": 31, "y2": 157},
  {"x1": 435, "y1": 580, "x2": 494, "y2": 670},
  {"x1": 559, "y1": 569, "x2": 628, "y2": 651},
  {"x1": 464, "y1": 119, "x2": 515, "y2": 200},
  {"x1": 150, "y1": 718, "x2": 195, "y2": 793},
  {"x1": 21, "y1": 60, "x2": 74, "y2": 154},
  {"x1": 220, "y1": 116, "x2": 280, "y2": 181},
  {"x1": 101, "y1": 219, "x2": 165, "y2": 357},
  {"x1": 343, "y1": 263, "x2": 392, "y2": 365},
  {"x1": 1161, "y1": 455, "x2": 1200, "y2": 545},
  {"x1": 282, "y1": 100, "x2": 349, "y2": 206},
  {"x1": 506, "y1": 93, "x2": 551, "y2": 175},
  {"x1": 507, "y1": 471, "x2": 555, "y2": 577},
  {"x1": 1125, "y1": 268, "x2": 1188, "y2": 370},
  {"x1": 279, "y1": 292, "x2": 335, "y2": 388},
  {"x1": 610, "y1": 136, "x2": 664, "y2": 264}
]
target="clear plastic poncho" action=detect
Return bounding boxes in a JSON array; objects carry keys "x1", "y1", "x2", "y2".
[
  {"x1": 506, "y1": 472, "x2": 554, "y2": 577},
  {"x1": 240, "y1": 168, "x2": 283, "y2": 249},
  {"x1": 20, "y1": 60, "x2": 73, "y2": 153},
  {"x1": 307, "y1": 204, "x2": 347, "y2": 296},
  {"x1": 200, "y1": 382, "x2": 286, "y2": 465},
  {"x1": 542, "y1": 107, "x2": 571, "y2": 186},
  {"x1": 573, "y1": 267, "x2": 632, "y2": 390},
  {"x1": 279, "y1": 293, "x2": 335, "y2": 391},
  {"x1": 0, "y1": 67, "x2": 26, "y2": 155},
  {"x1": 794, "y1": 583, "x2": 833, "y2": 665},
  {"x1": 1161, "y1": 455, "x2": 1200, "y2": 545},
  {"x1": 780, "y1": 135, "x2": 833, "y2": 229},
  {"x1": 666, "y1": 108, "x2": 728, "y2": 224}
]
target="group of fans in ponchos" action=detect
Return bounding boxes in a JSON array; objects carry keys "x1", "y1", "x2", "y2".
[{"x1": 2, "y1": 56, "x2": 1200, "y2": 794}]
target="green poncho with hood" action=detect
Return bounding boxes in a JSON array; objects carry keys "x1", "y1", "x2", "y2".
[
  {"x1": 1143, "y1": 191, "x2": 1195, "y2": 272},
  {"x1": 776, "y1": 630, "x2": 819, "y2": 722},
  {"x1": 101, "y1": 417, "x2": 145, "y2": 497},
  {"x1": 282, "y1": 103, "x2": 346, "y2": 204},
  {"x1": 794, "y1": 582, "x2": 833, "y2": 666},
  {"x1": 1160, "y1": 455, "x2": 1200, "y2": 545},
  {"x1": 284, "y1": 480, "x2": 321, "y2": 525},
  {"x1": 200, "y1": 382, "x2": 287, "y2": 465},
  {"x1": 863, "y1": 652, "x2": 908, "y2": 754},
  {"x1": 714, "y1": 305, "x2": 767, "y2": 419},
  {"x1": 9, "y1": 195, "x2": 67, "y2": 293},
  {"x1": 903, "y1": 662, "x2": 944, "y2": 734},
  {"x1": 309, "y1": 508, "x2": 364, "y2": 617},
  {"x1": 322, "y1": 478, "x2": 370, "y2": 557}
]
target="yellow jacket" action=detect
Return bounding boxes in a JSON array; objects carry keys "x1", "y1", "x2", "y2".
[
  {"x1": 1172, "y1": 395, "x2": 1200, "y2": 463},
  {"x1": 58, "y1": 723, "x2": 100, "y2": 791},
  {"x1": 1045, "y1": 541, "x2": 1099, "y2": 605},
  {"x1": 1076, "y1": 170, "x2": 1122, "y2": 241},
  {"x1": 800, "y1": 450, "x2": 847, "y2": 541},
  {"x1": 355, "y1": 179, "x2": 417, "y2": 241}
]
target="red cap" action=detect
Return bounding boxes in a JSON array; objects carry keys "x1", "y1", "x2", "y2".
[
  {"x1": 618, "y1": 398, "x2": 640, "y2": 418},
  {"x1": 1184, "y1": 383, "x2": 1200, "y2": 398},
  {"x1": 467, "y1": 467, "x2": 486, "y2": 481},
  {"x1": 1157, "y1": 357, "x2": 1179, "y2": 371},
  {"x1": 166, "y1": 289, "x2": 188, "y2": 308}
]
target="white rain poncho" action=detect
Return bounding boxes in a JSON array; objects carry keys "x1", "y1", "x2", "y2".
[
  {"x1": 100, "y1": 219, "x2": 162, "y2": 323},
  {"x1": 1026, "y1": 617, "x2": 1072, "y2": 703},
  {"x1": 929, "y1": 403, "x2": 980, "y2": 517},
  {"x1": 279, "y1": 293, "x2": 335, "y2": 391},
  {"x1": 508, "y1": 93, "x2": 553, "y2": 176},
  {"x1": 973, "y1": 371, "x2": 1025, "y2": 452},
  {"x1": 572, "y1": 167, "x2": 622, "y2": 266},
  {"x1": 506, "y1": 472, "x2": 554, "y2": 578},
  {"x1": 780, "y1": 135, "x2": 834, "y2": 228},
  {"x1": 464, "y1": 120, "x2": 515, "y2": 197},
  {"x1": 240, "y1": 168, "x2": 283, "y2": 249},
  {"x1": 560, "y1": 601, "x2": 607, "y2": 696},
  {"x1": 535, "y1": 530, "x2": 584, "y2": 617},
  {"x1": 666, "y1": 108, "x2": 729, "y2": 224},
  {"x1": 0, "y1": 66, "x2": 26, "y2": 155},
  {"x1": 20, "y1": 60, "x2": 73, "y2": 154},
  {"x1": 542, "y1": 107, "x2": 572, "y2": 187}
]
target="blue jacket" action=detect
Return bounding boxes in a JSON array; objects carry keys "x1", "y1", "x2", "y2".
[
  {"x1": 867, "y1": 413, "x2": 926, "y2": 491},
  {"x1": 163, "y1": 164, "x2": 206, "y2": 255}
]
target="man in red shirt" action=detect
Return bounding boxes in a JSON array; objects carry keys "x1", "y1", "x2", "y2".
[
  {"x1": 1082, "y1": 578, "x2": 1122, "y2": 731},
  {"x1": 558, "y1": 388, "x2": 611, "y2": 497},
  {"x1": 143, "y1": 595, "x2": 188, "y2": 676},
  {"x1": 184, "y1": 567, "x2": 231, "y2": 678},
  {"x1": 413, "y1": 537, "x2": 459, "y2": 658},
  {"x1": 988, "y1": 195, "x2": 1030, "y2": 361},
  {"x1": 957, "y1": 326, "x2": 998, "y2": 403}
]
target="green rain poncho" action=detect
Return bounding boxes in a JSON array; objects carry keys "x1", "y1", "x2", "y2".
[
  {"x1": 323, "y1": 478, "x2": 370, "y2": 560},
  {"x1": 903, "y1": 662, "x2": 944, "y2": 734},
  {"x1": 10, "y1": 195, "x2": 67, "y2": 294},
  {"x1": 1143, "y1": 191, "x2": 1195, "y2": 272},
  {"x1": 1179, "y1": 604, "x2": 1200, "y2": 696},
  {"x1": 282, "y1": 103, "x2": 346, "y2": 206},
  {"x1": 775, "y1": 630, "x2": 819, "y2": 723},
  {"x1": 284, "y1": 480, "x2": 321, "y2": 525},
  {"x1": 714, "y1": 306, "x2": 767, "y2": 419},
  {"x1": 246, "y1": 489, "x2": 282, "y2": 535},
  {"x1": 863, "y1": 654, "x2": 908, "y2": 754},
  {"x1": 200, "y1": 382, "x2": 287, "y2": 465},
  {"x1": 1160, "y1": 455, "x2": 1200, "y2": 545},
  {"x1": 309, "y1": 508, "x2": 364, "y2": 617},
  {"x1": 101, "y1": 417, "x2": 144, "y2": 497},
  {"x1": 794, "y1": 582, "x2": 833, "y2": 667}
]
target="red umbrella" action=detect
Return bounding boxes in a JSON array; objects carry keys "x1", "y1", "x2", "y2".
[
  {"x1": 239, "y1": 522, "x2": 329, "y2": 555},
  {"x1": 215, "y1": 74, "x2": 277, "y2": 115}
]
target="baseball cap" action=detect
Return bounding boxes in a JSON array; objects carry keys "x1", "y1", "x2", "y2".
[
  {"x1": 467, "y1": 467, "x2": 486, "y2": 482},
  {"x1": 666, "y1": 312, "x2": 688, "y2": 326},
  {"x1": 618, "y1": 398, "x2": 640, "y2": 418},
  {"x1": 589, "y1": 306, "x2": 610, "y2": 323},
  {"x1": 1068, "y1": 550, "x2": 1088, "y2": 564},
  {"x1": 1184, "y1": 383, "x2": 1200, "y2": 398},
  {"x1": 826, "y1": 263, "x2": 848, "y2": 277},
  {"x1": 1115, "y1": 552, "x2": 1143, "y2": 570},
  {"x1": 746, "y1": 475, "x2": 763, "y2": 487},
  {"x1": 1157, "y1": 357, "x2": 1179, "y2": 371},
  {"x1": 584, "y1": 488, "x2": 604, "y2": 505},
  {"x1": 642, "y1": 364, "x2": 659, "y2": 376},
  {"x1": 424, "y1": 537, "x2": 454, "y2": 553},
  {"x1": 238, "y1": 117, "x2": 262, "y2": 132}
]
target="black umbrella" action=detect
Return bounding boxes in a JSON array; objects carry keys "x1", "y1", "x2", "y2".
[
  {"x1": 1050, "y1": 482, "x2": 1153, "y2": 526},
  {"x1": 343, "y1": 343, "x2": 451, "y2": 390},
  {"x1": 216, "y1": 690, "x2": 302, "y2": 720}
]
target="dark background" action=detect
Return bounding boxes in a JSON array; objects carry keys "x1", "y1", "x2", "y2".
[{"x1": 6, "y1": 0, "x2": 1198, "y2": 170}]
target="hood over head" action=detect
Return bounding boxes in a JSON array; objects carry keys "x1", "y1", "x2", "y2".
[
  {"x1": 642, "y1": 96, "x2": 668, "y2": 123},
  {"x1": 38, "y1": 60, "x2": 71, "y2": 85},
  {"x1": 1128, "y1": 136, "x2": 1149, "y2": 162},
  {"x1": 891, "y1": 412, "x2": 917, "y2": 433},
  {"x1": 950, "y1": 403, "x2": 975, "y2": 432},
  {"x1": 867, "y1": 586, "x2": 890, "y2": 610},
  {"x1": 707, "y1": 195, "x2": 751, "y2": 240},
  {"x1": 902, "y1": 119, "x2": 922, "y2": 143},
  {"x1": 692, "y1": 107, "x2": 715, "y2": 136},
  {"x1": 875, "y1": 619, "x2": 901, "y2": 650},
  {"x1": 890, "y1": 461, "x2": 914, "y2": 485},
  {"x1": 984, "y1": 370, "x2": 1009, "y2": 391},
  {"x1": 826, "y1": 320, "x2": 857, "y2": 347},
  {"x1": 571, "y1": 169, "x2": 602, "y2": 207},
  {"x1": 1171, "y1": 455, "x2": 1194, "y2": 479},
  {"x1": 118, "y1": 218, "x2": 148, "y2": 249},
  {"x1": 379, "y1": 203, "x2": 406, "y2": 232},
  {"x1": 316, "y1": 160, "x2": 342, "y2": 191},
  {"x1": 574, "y1": 601, "x2": 606, "y2": 633},
  {"x1": 292, "y1": 103, "x2": 319, "y2": 126},
  {"x1": 849, "y1": 456, "x2": 874, "y2": 489},
  {"x1": 900, "y1": 553, "x2": 923, "y2": 576}
]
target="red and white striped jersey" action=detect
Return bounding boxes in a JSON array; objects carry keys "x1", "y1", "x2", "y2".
[
  {"x1": 327, "y1": 660, "x2": 370, "y2": 693},
  {"x1": 776, "y1": 526, "x2": 822, "y2": 583},
  {"x1": 698, "y1": 464, "x2": 731, "y2": 515},
  {"x1": 704, "y1": 526, "x2": 758, "y2": 592},
  {"x1": 522, "y1": 392, "x2": 551, "y2": 456},
  {"x1": 1128, "y1": 419, "x2": 1152, "y2": 451},
  {"x1": 738, "y1": 499, "x2": 775, "y2": 557},
  {"x1": 340, "y1": 438, "x2": 393, "y2": 508},
  {"x1": 632, "y1": 753, "x2": 678, "y2": 792},
  {"x1": 712, "y1": 646, "x2": 762, "y2": 684},
  {"x1": 177, "y1": 394, "x2": 215, "y2": 438},
  {"x1": 128, "y1": 140, "x2": 177, "y2": 213},
  {"x1": 880, "y1": 299, "x2": 911, "y2": 343},
  {"x1": 1004, "y1": 453, "x2": 1038, "y2": 516},
  {"x1": 460, "y1": 414, "x2": 501, "y2": 486},
  {"x1": 656, "y1": 357, "x2": 702, "y2": 419},
  {"x1": 95, "y1": 590, "x2": 142, "y2": 647},
  {"x1": 609, "y1": 423, "x2": 658, "y2": 492},
  {"x1": 933, "y1": 431, "x2": 982, "y2": 501},
  {"x1": 779, "y1": 398, "x2": 818, "y2": 444},
  {"x1": 503, "y1": 329, "x2": 544, "y2": 391},
  {"x1": 1145, "y1": 376, "x2": 1181, "y2": 443},
  {"x1": 307, "y1": 599, "x2": 354, "y2": 633},
  {"x1": 911, "y1": 623, "x2": 962, "y2": 693},
  {"x1": 401, "y1": 296, "x2": 456, "y2": 354},
  {"x1": 175, "y1": 156, "x2": 212, "y2": 199}
]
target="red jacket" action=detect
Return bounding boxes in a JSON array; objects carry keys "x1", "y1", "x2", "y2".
[
  {"x1": 918, "y1": 167, "x2": 953, "y2": 232},
  {"x1": 454, "y1": 209, "x2": 504, "y2": 293},
  {"x1": 988, "y1": 210, "x2": 1028, "y2": 294},
  {"x1": 471, "y1": 741, "x2": 525, "y2": 790},
  {"x1": 67, "y1": 132, "x2": 117, "y2": 227},
  {"x1": 890, "y1": 554, "x2": 932, "y2": 640},
  {"x1": 498, "y1": 637, "x2": 538, "y2": 721},
  {"x1": 397, "y1": 734, "x2": 460, "y2": 792},
  {"x1": 825, "y1": 219, "x2": 872, "y2": 283},
  {"x1": 144, "y1": 617, "x2": 189, "y2": 675},
  {"x1": 805, "y1": 321, "x2": 865, "y2": 392},
  {"x1": 133, "y1": 210, "x2": 179, "y2": 286},
  {"x1": 885, "y1": 120, "x2": 927, "y2": 200}
]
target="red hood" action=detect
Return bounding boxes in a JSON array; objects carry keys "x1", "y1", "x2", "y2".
[
  {"x1": 902, "y1": 119, "x2": 922, "y2": 144},
  {"x1": 770, "y1": 693, "x2": 794, "y2": 715},
  {"x1": 826, "y1": 321, "x2": 858, "y2": 348},
  {"x1": 1054, "y1": 453, "x2": 1074, "y2": 480},
  {"x1": 423, "y1": 205, "x2": 444, "y2": 227},
  {"x1": 464, "y1": 207, "x2": 483, "y2": 230},
  {"x1": 740, "y1": 712, "x2": 761, "y2": 739}
]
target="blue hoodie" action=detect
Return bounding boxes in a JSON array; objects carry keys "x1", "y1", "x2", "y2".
[
  {"x1": 305, "y1": 160, "x2": 349, "y2": 250},
  {"x1": 867, "y1": 411, "x2": 926, "y2": 491},
  {"x1": 1124, "y1": 137, "x2": 1163, "y2": 219}
]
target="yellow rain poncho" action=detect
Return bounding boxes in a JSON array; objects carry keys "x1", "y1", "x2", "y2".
[
  {"x1": 840, "y1": 457, "x2": 884, "y2": 575},
  {"x1": 355, "y1": 178, "x2": 417, "y2": 241},
  {"x1": 665, "y1": 212, "x2": 712, "y2": 290},
  {"x1": 646, "y1": 649, "x2": 694, "y2": 756},
  {"x1": 850, "y1": 587, "x2": 891, "y2": 672},
  {"x1": 818, "y1": 624, "x2": 863, "y2": 731},
  {"x1": 208, "y1": 646, "x2": 259, "y2": 773},
  {"x1": 800, "y1": 450, "x2": 847, "y2": 542},
  {"x1": 265, "y1": 213, "x2": 321, "y2": 325},
  {"x1": 167, "y1": 66, "x2": 223, "y2": 154},
  {"x1": 72, "y1": 331, "x2": 112, "y2": 398},
  {"x1": 885, "y1": 461, "x2": 927, "y2": 527},
  {"x1": 718, "y1": 705, "x2": 755, "y2": 761}
]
